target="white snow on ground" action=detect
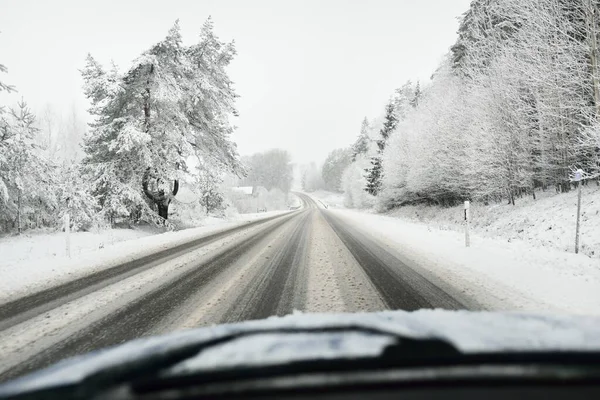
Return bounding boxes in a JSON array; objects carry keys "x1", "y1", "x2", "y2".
[
  {"x1": 0, "y1": 210, "x2": 288, "y2": 304},
  {"x1": 385, "y1": 185, "x2": 600, "y2": 259},
  {"x1": 305, "y1": 190, "x2": 346, "y2": 209},
  {"x1": 0, "y1": 222, "x2": 274, "y2": 376},
  {"x1": 0, "y1": 227, "x2": 155, "y2": 267},
  {"x1": 327, "y1": 207, "x2": 600, "y2": 315}
]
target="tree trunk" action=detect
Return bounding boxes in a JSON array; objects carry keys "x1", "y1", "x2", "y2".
[
  {"x1": 157, "y1": 202, "x2": 169, "y2": 220},
  {"x1": 142, "y1": 167, "x2": 178, "y2": 221},
  {"x1": 17, "y1": 189, "x2": 22, "y2": 235}
]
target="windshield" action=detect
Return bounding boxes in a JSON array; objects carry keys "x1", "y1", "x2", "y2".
[{"x1": 1, "y1": 0, "x2": 599, "y2": 387}]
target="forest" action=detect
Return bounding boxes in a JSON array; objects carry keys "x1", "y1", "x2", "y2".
[
  {"x1": 336, "y1": 0, "x2": 600, "y2": 210},
  {"x1": 3, "y1": 0, "x2": 600, "y2": 234}
]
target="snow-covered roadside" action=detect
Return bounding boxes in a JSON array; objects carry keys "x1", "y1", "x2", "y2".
[
  {"x1": 0, "y1": 210, "x2": 289, "y2": 304},
  {"x1": 0, "y1": 228, "x2": 156, "y2": 268},
  {"x1": 328, "y1": 208, "x2": 600, "y2": 316},
  {"x1": 303, "y1": 190, "x2": 346, "y2": 209},
  {"x1": 385, "y1": 185, "x2": 600, "y2": 259}
]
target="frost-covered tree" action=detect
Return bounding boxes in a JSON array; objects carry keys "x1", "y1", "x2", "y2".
[
  {"x1": 365, "y1": 100, "x2": 398, "y2": 196},
  {"x1": 0, "y1": 57, "x2": 16, "y2": 117},
  {"x1": 336, "y1": 0, "x2": 600, "y2": 211},
  {"x1": 410, "y1": 81, "x2": 421, "y2": 108},
  {"x1": 242, "y1": 149, "x2": 293, "y2": 192},
  {"x1": 341, "y1": 154, "x2": 375, "y2": 208},
  {"x1": 0, "y1": 64, "x2": 15, "y2": 96},
  {"x1": 301, "y1": 162, "x2": 325, "y2": 192},
  {"x1": 351, "y1": 117, "x2": 370, "y2": 161},
  {"x1": 196, "y1": 166, "x2": 225, "y2": 215},
  {"x1": 321, "y1": 147, "x2": 352, "y2": 192},
  {"x1": 82, "y1": 19, "x2": 241, "y2": 223},
  {"x1": 54, "y1": 163, "x2": 100, "y2": 231},
  {"x1": 0, "y1": 101, "x2": 54, "y2": 232}
]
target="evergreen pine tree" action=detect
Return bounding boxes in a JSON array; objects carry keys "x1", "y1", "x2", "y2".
[
  {"x1": 365, "y1": 100, "x2": 398, "y2": 196},
  {"x1": 351, "y1": 117, "x2": 370, "y2": 161}
]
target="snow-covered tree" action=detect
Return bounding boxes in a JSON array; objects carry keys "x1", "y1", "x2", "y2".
[
  {"x1": 410, "y1": 81, "x2": 421, "y2": 108},
  {"x1": 81, "y1": 19, "x2": 241, "y2": 224},
  {"x1": 321, "y1": 147, "x2": 352, "y2": 192},
  {"x1": 0, "y1": 100, "x2": 54, "y2": 232},
  {"x1": 351, "y1": 117, "x2": 370, "y2": 161},
  {"x1": 0, "y1": 56, "x2": 15, "y2": 117},
  {"x1": 0, "y1": 63, "x2": 15, "y2": 96},
  {"x1": 365, "y1": 100, "x2": 398, "y2": 196},
  {"x1": 241, "y1": 149, "x2": 293, "y2": 192},
  {"x1": 301, "y1": 162, "x2": 325, "y2": 192},
  {"x1": 341, "y1": 154, "x2": 375, "y2": 208},
  {"x1": 196, "y1": 166, "x2": 225, "y2": 215}
]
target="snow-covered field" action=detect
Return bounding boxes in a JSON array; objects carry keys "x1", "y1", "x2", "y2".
[
  {"x1": 0, "y1": 211, "x2": 288, "y2": 304},
  {"x1": 0, "y1": 227, "x2": 157, "y2": 268},
  {"x1": 386, "y1": 185, "x2": 600, "y2": 259},
  {"x1": 328, "y1": 207, "x2": 600, "y2": 315}
]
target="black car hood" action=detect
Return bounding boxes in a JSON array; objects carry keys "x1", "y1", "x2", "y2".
[{"x1": 2, "y1": 309, "x2": 600, "y2": 397}]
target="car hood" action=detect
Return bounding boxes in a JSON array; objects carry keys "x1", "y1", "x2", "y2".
[{"x1": 2, "y1": 309, "x2": 600, "y2": 396}]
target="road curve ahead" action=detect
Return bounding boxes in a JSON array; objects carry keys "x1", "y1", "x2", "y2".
[{"x1": 0, "y1": 193, "x2": 474, "y2": 382}]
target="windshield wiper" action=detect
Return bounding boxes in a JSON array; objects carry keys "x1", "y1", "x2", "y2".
[
  {"x1": 6, "y1": 325, "x2": 600, "y2": 400},
  {"x1": 134, "y1": 337, "x2": 600, "y2": 395},
  {"x1": 0, "y1": 325, "x2": 458, "y2": 400}
]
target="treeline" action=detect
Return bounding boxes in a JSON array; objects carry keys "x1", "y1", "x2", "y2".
[
  {"x1": 0, "y1": 19, "x2": 242, "y2": 233},
  {"x1": 342, "y1": 0, "x2": 600, "y2": 209}
]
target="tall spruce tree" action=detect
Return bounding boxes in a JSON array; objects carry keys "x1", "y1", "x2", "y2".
[
  {"x1": 351, "y1": 117, "x2": 370, "y2": 161},
  {"x1": 365, "y1": 100, "x2": 398, "y2": 196}
]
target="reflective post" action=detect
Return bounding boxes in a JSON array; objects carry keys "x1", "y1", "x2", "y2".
[
  {"x1": 64, "y1": 212, "x2": 71, "y2": 258},
  {"x1": 464, "y1": 200, "x2": 470, "y2": 248},
  {"x1": 65, "y1": 197, "x2": 71, "y2": 258},
  {"x1": 574, "y1": 169, "x2": 583, "y2": 254}
]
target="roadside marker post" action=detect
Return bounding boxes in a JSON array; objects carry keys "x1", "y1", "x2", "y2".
[
  {"x1": 64, "y1": 212, "x2": 71, "y2": 258},
  {"x1": 464, "y1": 200, "x2": 470, "y2": 248},
  {"x1": 65, "y1": 197, "x2": 72, "y2": 258},
  {"x1": 573, "y1": 169, "x2": 583, "y2": 254}
]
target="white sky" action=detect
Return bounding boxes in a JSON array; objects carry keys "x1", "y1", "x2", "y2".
[{"x1": 0, "y1": 0, "x2": 470, "y2": 164}]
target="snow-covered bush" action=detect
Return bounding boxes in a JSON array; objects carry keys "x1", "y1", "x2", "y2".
[{"x1": 341, "y1": 155, "x2": 375, "y2": 209}]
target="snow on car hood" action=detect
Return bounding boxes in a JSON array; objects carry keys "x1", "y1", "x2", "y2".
[{"x1": 2, "y1": 309, "x2": 600, "y2": 396}]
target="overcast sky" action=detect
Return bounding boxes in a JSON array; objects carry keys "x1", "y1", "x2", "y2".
[{"x1": 0, "y1": 0, "x2": 471, "y2": 164}]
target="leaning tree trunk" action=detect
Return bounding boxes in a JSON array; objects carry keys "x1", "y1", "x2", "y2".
[{"x1": 142, "y1": 168, "x2": 179, "y2": 221}]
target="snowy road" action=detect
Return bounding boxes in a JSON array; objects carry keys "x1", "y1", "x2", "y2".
[{"x1": 0, "y1": 194, "x2": 474, "y2": 382}]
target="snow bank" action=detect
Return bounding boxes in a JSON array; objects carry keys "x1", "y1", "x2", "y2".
[
  {"x1": 330, "y1": 208, "x2": 600, "y2": 315},
  {"x1": 385, "y1": 185, "x2": 600, "y2": 259},
  {"x1": 0, "y1": 211, "x2": 289, "y2": 304},
  {"x1": 0, "y1": 228, "x2": 154, "y2": 268},
  {"x1": 306, "y1": 190, "x2": 346, "y2": 209}
]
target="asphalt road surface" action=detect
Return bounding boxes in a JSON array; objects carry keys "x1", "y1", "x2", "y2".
[{"x1": 0, "y1": 193, "x2": 476, "y2": 382}]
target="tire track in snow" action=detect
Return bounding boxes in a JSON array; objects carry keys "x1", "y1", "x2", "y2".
[
  {"x1": 0, "y1": 213, "x2": 289, "y2": 332},
  {"x1": 0, "y1": 212, "x2": 299, "y2": 382}
]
